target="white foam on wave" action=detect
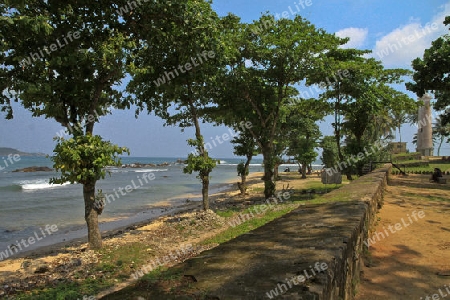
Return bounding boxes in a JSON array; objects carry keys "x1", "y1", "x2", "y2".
[
  {"x1": 108, "y1": 169, "x2": 129, "y2": 173},
  {"x1": 21, "y1": 180, "x2": 70, "y2": 191},
  {"x1": 134, "y1": 169, "x2": 168, "y2": 173}
]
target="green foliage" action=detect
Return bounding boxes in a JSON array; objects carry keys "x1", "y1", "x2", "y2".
[
  {"x1": 321, "y1": 136, "x2": 339, "y2": 168},
  {"x1": 231, "y1": 131, "x2": 259, "y2": 158},
  {"x1": 433, "y1": 115, "x2": 450, "y2": 155},
  {"x1": 51, "y1": 135, "x2": 129, "y2": 185},
  {"x1": 183, "y1": 138, "x2": 216, "y2": 180},
  {"x1": 1, "y1": 0, "x2": 133, "y2": 124},
  {"x1": 127, "y1": 0, "x2": 226, "y2": 122},
  {"x1": 407, "y1": 16, "x2": 450, "y2": 126},
  {"x1": 237, "y1": 162, "x2": 249, "y2": 177}
]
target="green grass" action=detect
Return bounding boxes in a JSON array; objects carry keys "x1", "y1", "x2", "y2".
[
  {"x1": 14, "y1": 280, "x2": 109, "y2": 300},
  {"x1": 14, "y1": 240, "x2": 162, "y2": 299},
  {"x1": 392, "y1": 152, "x2": 422, "y2": 161},
  {"x1": 201, "y1": 203, "x2": 298, "y2": 246},
  {"x1": 395, "y1": 159, "x2": 428, "y2": 165},
  {"x1": 215, "y1": 207, "x2": 241, "y2": 218},
  {"x1": 396, "y1": 163, "x2": 450, "y2": 173}
]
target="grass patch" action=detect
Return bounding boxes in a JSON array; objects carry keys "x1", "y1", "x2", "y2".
[
  {"x1": 215, "y1": 207, "x2": 240, "y2": 218},
  {"x1": 14, "y1": 242, "x2": 153, "y2": 299},
  {"x1": 392, "y1": 152, "x2": 422, "y2": 161},
  {"x1": 404, "y1": 163, "x2": 450, "y2": 173},
  {"x1": 201, "y1": 203, "x2": 298, "y2": 246},
  {"x1": 14, "y1": 279, "x2": 110, "y2": 300}
]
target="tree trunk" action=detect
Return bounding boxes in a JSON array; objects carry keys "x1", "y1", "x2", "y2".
[
  {"x1": 301, "y1": 163, "x2": 307, "y2": 179},
  {"x1": 239, "y1": 155, "x2": 252, "y2": 195},
  {"x1": 438, "y1": 136, "x2": 443, "y2": 156},
  {"x1": 262, "y1": 145, "x2": 276, "y2": 198},
  {"x1": 334, "y1": 94, "x2": 352, "y2": 181},
  {"x1": 273, "y1": 161, "x2": 280, "y2": 180},
  {"x1": 244, "y1": 155, "x2": 251, "y2": 184},
  {"x1": 201, "y1": 172, "x2": 210, "y2": 211},
  {"x1": 83, "y1": 181, "x2": 102, "y2": 249}
]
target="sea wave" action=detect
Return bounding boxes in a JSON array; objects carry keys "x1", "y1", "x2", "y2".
[
  {"x1": 20, "y1": 180, "x2": 70, "y2": 191},
  {"x1": 108, "y1": 169, "x2": 129, "y2": 173}
]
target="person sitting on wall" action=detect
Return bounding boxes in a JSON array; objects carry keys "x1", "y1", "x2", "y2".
[{"x1": 431, "y1": 168, "x2": 443, "y2": 182}]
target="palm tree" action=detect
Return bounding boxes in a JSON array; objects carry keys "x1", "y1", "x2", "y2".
[
  {"x1": 391, "y1": 111, "x2": 410, "y2": 143},
  {"x1": 433, "y1": 115, "x2": 450, "y2": 156}
]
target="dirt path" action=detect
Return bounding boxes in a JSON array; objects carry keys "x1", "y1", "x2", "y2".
[{"x1": 356, "y1": 174, "x2": 450, "y2": 300}]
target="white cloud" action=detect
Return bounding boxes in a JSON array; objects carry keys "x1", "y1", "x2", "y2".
[
  {"x1": 373, "y1": 3, "x2": 450, "y2": 67},
  {"x1": 335, "y1": 27, "x2": 369, "y2": 48}
]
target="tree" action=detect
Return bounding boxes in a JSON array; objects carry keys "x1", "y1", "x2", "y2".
[
  {"x1": 286, "y1": 100, "x2": 324, "y2": 179},
  {"x1": 309, "y1": 48, "x2": 414, "y2": 178},
  {"x1": 320, "y1": 136, "x2": 339, "y2": 168},
  {"x1": 1, "y1": 1, "x2": 132, "y2": 249},
  {"x1": 219, "y1": 15, "x2": 343, "y2": 198},
  {"x1": 127, "y1": 0, "x2": 224, "y2": 210},
  {"x1": 307, "y1": 49, "x2": 370, "y2": 178},
  {"x1": 51, "y1": 135, "x2": 128, "y2": 246},
  {"x1": 433, "y1": 115, "x2": 450, "y2": 156},
  {"x1": 407, "y1": 16, "x2": 450, "y2": 126},
  {"x1": 231, "y1": 132, "x2": 258, "y2": 195},
  {"x1": 288, "y1": 130, "x2": 320, "y2": 179}
]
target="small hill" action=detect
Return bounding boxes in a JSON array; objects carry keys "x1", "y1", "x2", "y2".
[{"x1": 0, "y1": 147, "x2": 46, "y2": 157}]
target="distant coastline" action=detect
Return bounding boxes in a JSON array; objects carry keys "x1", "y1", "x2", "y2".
[{"x1": 0, "y1": 147, "x2": 47, "y2": 157}]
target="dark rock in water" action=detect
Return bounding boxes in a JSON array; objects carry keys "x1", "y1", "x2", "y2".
[{"x1": 12, "y1": 166, "x2": 53, "y2": 172}]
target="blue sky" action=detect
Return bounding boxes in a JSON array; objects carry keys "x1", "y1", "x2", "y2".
[{"x1": 1, "y1": 0, "x2": 449, "y2": 157}]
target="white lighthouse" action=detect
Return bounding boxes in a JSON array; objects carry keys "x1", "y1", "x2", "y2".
[{"x1": 416, "y1": 94, "x2": 434, "y2": 156}]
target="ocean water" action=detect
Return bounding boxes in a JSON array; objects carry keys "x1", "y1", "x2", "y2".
[{"x1": 0, "y1": 156, "x2": 321, "y2": 252}]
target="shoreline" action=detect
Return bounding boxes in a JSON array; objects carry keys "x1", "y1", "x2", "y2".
[{"x1": 1, "y1": 174, "x2": 243, "y2": 261}]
